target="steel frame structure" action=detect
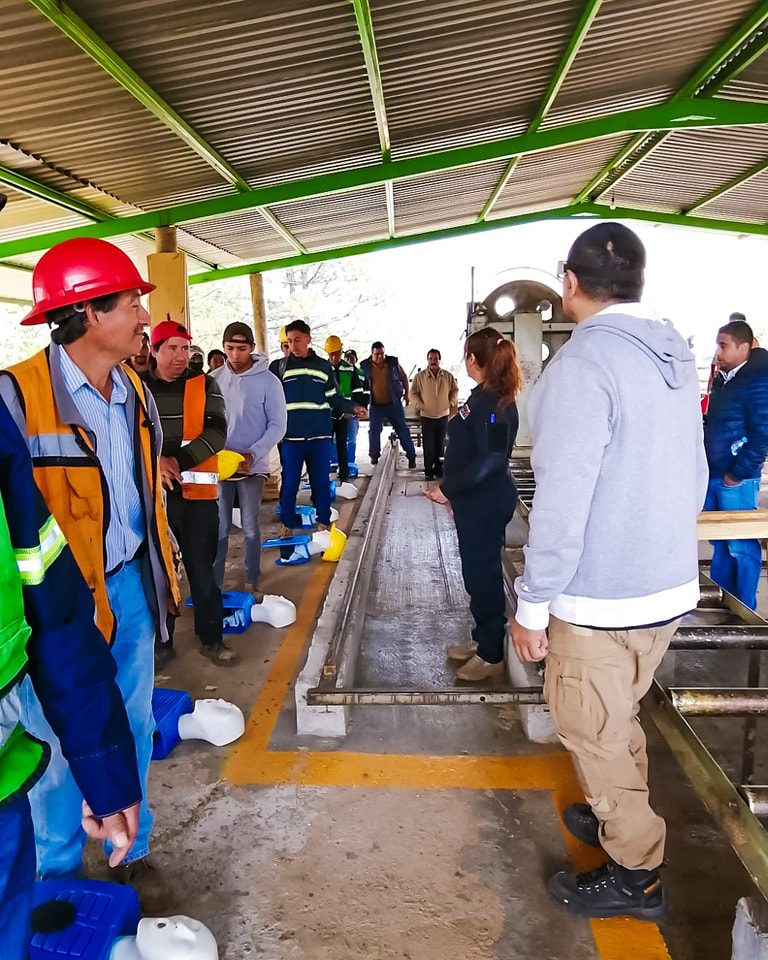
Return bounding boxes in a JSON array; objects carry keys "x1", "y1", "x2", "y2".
[{"x1": 3, "y1": 1, "x2": 768, "y2": 283}]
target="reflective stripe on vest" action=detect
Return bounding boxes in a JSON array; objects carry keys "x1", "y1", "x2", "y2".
[
  {"x1": 7, "y1": 350, "x2": 180, "y2": 642},
  {"x1": 181, "y1": 377, "x2": 219, "y2": 501}
]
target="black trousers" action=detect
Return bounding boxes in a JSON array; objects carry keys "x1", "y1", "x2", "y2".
[
  {"x1": 452, "y1": 485, "x2": 517, "y2": 664},
  {"x1": 421, "y1": 415, "x2": 448, "y2": 477},
  {"x1": 166, "y1": 491, "x2": 223, "y2": 648},
  {"x1": 332, "y1": 415, "x2": 350, "y2": 482}
]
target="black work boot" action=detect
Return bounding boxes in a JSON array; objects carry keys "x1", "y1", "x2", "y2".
[
  {"x1": 548, "y1": 861, "x2": 666, "y2": 921},
  {"x1": 563, "y1": 802, "x2": 601, "y2": 848},
  {"x1": 200, "y1": 640, "x2": 238, "y2": 666}
]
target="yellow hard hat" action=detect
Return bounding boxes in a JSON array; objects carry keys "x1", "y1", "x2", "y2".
[
  {"x1": 322, "y1": 523, "x2": 347, "y2": 562},
  {"x1": 278, "y1": 325, "x2": 288, "y2": 344},
  {"x1": 217, "y1": 450, "x2": 245, "y2": 481},
  {"x1": 324, "y1": 335, "x2": 343, "y2": 354}
]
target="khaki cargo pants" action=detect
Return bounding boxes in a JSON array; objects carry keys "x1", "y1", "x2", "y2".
[{"x1": 544, "y1": 615, "x2": 680, "y2": 870}]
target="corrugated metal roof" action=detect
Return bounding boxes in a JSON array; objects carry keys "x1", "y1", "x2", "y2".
[
  {"x1": 491, "y1": 136, "x2": 631, "y2": 214},
  {"x1": 1, "y1": 0, "x2": 768, "y2": 283},
  {"x1": 375, "y1": 0, "x2": 580, "y2": 158},
  {"x1": 542, "y1": 0, "x2": 758, "y2": 127},
  {"x1": 610, "y1": 126, "x2": 768, "y2": 214},
  {"x1": 393, "y1": 161, "x2": 509, "y2": 233},
  {"x1": 71, "y1": 0, "x2": 383, "y2": 186}
]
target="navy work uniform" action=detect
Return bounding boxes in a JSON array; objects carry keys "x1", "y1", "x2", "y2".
[{"x1": 440, "y1": 386, "x2": 518, "y2": 664}]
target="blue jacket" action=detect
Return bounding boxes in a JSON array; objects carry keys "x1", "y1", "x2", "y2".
[
  {"x1": 269, "y1": 350, "x2": 354, "y2": 441},
  {"x1": 704, "y1": 347, "x2": 768, "y2": 481},
  {"x1": 0, "y1": 397, "x2": 141, "y2": 817},
  {"x1": 360, "y1": 356, "x2": 405, "y2": 405}
]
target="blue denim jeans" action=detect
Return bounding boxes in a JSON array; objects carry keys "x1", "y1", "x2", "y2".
[
  {"x1": 21, "y1": 559, "x2": 155, "y2": 877},
  {"x1": 346, "y1": 416, "x2": 359, "y2": 464},
  {"x1": 279, "y1": 439, "x2": 333, "y2": 527},
  {"x1": 0, "y1": 793, "x2": 36, "y2": 960},
  {"x1": 704, "y1": 476, "x2": 762, "y2": 609},
  {"x1": 368, "y1": 401, "x2": 416, "y2": 461},
  {"x1": 215, "y1": 474, "x2": 265, "y2": 588}
]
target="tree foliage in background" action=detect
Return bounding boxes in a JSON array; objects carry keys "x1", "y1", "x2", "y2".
[{"x1": 188, "y1": 259, "x2": 387, "y2": 361}]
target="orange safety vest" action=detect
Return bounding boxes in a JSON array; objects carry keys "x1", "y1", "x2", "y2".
[
  {"x1": 181, "y1": 376, "x2": 219, "y2": 501},
  {"x1": 6, "y1": 349, "x2": 179, "y2": 644}
]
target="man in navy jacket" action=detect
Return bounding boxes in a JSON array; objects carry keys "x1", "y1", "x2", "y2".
[{"x1": 704, "y1": 319, "x2": 768, "y2": 608}]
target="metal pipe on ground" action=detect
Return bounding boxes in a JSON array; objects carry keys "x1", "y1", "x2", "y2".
[
  {"x1": 670, "y1": 688, "x2": 768, "y2": 717},
  {"x1": 742, "y1": 787, "x2": 768, "y2": 819},
  {"x1": 671, "y1": 626, "x2": 768, "y2": 650}
]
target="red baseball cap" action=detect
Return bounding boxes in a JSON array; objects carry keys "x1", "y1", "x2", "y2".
[{"x1": 151, "y1": 320, "x2": 192, "y2": 347}]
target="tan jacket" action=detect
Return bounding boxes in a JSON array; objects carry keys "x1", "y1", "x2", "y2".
[{"x1": 411, "y1": 367, "x2": 458, "y2": 419}]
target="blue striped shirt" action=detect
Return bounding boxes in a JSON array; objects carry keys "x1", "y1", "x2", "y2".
[{"x1": 59, "y1": 349, "x2": 145, "y2": 572}]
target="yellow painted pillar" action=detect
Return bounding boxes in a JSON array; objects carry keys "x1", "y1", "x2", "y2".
[
  {"x1": 249, "y1": 273, "x2": 267, "y2": 354},
  {"x1": 147, "y1": 226, "x2": 190, "y2": 331}
]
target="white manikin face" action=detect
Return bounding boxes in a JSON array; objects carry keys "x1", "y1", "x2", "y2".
[
  {"x1": 178, "y1": 699, "x2": 245, "y2": 747},
  {"x1": 136, "y1": 917, "x2": 218, "y2": 959}
]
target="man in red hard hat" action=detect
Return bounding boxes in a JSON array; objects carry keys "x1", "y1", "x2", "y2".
[{"x1": 0, "y1": 237, "x2": 179, "y2": 911}]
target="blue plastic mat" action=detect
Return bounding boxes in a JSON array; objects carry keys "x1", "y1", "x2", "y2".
[
  {"x1": 30, "y1": 879, "x2": 140, "y2": 960},
  {"x1": 151, "y1": 687, "x2": 193, "y2": 760}
]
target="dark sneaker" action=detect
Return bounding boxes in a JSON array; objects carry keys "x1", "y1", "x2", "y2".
[
  {"x1": 563, "y1": 802, "x2": 601, "y2": 848},
  {"x1": 407, "y1": 457, "x2": 417, "y2": 469},
  {"x1": 154, "y1": 644, "x2": 176, "y2": 671},
  {"x1": 425, "y1": 472, "x2": 434, "y2": 481},
  {"x1": 370, "y1": 457, "x2": 379, "y2": 465},
  {"x1": 200, "y1": 641, "x2": 238, "y2": 665},
  {"x1": 111, "y1": 858, "x2": 174, "y2": 915},
  {"x1": 548, "y1": 861, "x2": 666, "y2": 921}
]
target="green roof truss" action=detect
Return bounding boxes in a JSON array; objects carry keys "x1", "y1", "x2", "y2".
[
  {"x1": 26, "y1": 0, "x2": 307, "y2": 255},
  {"x1": 573, "y1": 0, "x2": 768, "y2": 203},
  {"x1": 478, "y1": 0, "x2": 606, "y2": 222},
  {"x1": 350, "y1": 0, "x2": 395, "y2": 237},
  {"x1": 0, "y1": 97, "x2": 764, "y2": 263}
]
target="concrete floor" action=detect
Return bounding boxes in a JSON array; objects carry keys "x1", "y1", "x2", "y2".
[{"x1": 83, "y1": 451, "x2": 765, "y2": 960}]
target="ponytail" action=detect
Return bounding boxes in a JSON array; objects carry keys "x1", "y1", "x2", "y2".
[{"x1": 464, "y1": 327, "x2": 523, "y2": 407}]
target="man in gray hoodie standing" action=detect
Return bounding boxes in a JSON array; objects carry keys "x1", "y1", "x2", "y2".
[
  {"x1": 212, "y1": 322, "x2": 287, "y2": 596},
  {"x1": 511, "y1": 223, "x2": 707, "y2": 920}
]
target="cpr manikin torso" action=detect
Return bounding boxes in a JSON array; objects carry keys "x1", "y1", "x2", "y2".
[
  {"x1": 177, "y1": 699, "x2": 244, "y2": 746},
  {"x1": 110, "y1": 917, "x2": 218, "y2": 960}
]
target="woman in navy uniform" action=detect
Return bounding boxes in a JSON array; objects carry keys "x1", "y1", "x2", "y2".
[{"x1": 425, "y1": 327, "x2": 522, "y2": 681}]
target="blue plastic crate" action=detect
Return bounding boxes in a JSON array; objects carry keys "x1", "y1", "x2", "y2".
[
  {"x1": 151, "y1": 687, "x2": 193, "y2": 760},
  {"x1": 262, "y1": 534, "x2": 311, "y2": 566},
  {"x1": 30, "y1": 879, "x2": 139, "y2": 960},
  {"x1": 348, "y1": 464, "x2": 359, "y2": 479},
  {"x1": 184, "y1": 589, "x2": 255, "y2": 634}
]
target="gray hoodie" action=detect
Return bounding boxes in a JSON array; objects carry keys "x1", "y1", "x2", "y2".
[
  {"x1": 212, "y1": 354, "x2": 287, "y2": 475},
  {"x1": 515, "y1": 303, "x2": 708, "y2": 631}
]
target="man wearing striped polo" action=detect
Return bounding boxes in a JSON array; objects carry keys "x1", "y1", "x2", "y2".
[{"x1": 276, "y1": 320, "x2": 367, "y2": 536}]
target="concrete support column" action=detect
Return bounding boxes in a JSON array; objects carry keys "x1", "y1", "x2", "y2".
[
  {"x1": 147, "y1": 226, "x2": 190, "y2": 331},
  {"x1": 249, "y1": 273, "x2": 267, "y2": 354}
]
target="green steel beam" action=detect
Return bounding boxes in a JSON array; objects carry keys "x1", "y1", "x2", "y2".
[
  {"x1": 350, "y1": 0, "x2": 396, "y2": 237},
  {"x1": 0, "y1": 97, "x2": 764, "y2": 262},
  {"x1": 0, "y1": 164, "x2": 114, "y2": 222},
  {"x1": 26, "y1": 0, "x2": 307, "y2": 255},
  {"x1": 478, "y1": 0, "x2": 606, "y2": 222},
  {"x1": 0, "y1": 163, "x2": 221, "y2": 270},
  {"x1": 684, "y1": 157, "x2": 768, "y2": 213},
  {"x1": 573, "y1": 0, "x2": 768, "y2": 203},
  {"x1": 187, "y1": 201, "x2": 768, "y2": 286}
]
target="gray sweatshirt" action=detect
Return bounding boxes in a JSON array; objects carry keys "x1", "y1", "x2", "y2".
[
  {"x1": 212, "y1": 355, "x2": 287, "y2": 476},
  {"x1": 515, "y1": 303, "x2": 708, "y2": 631}
]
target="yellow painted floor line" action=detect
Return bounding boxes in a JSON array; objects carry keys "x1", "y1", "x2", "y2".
[{"x1": 221, "y1": 541, "x2": 672, "y2": 960}]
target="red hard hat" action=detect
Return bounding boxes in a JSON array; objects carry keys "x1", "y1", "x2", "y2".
[
  {"x1": 22, "y1": 237, "x2": 155, "y2": 326},
  {"x1": 151, "y1": 319, "x2": 192, "y2": 347}
]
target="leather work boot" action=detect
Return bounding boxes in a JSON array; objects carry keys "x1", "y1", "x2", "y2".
[
  {"x1": 446, "y1": 641, "x2": 478, "y2": 662},
  {"x1": 548, "y1": 861, "x2": 666, "y2": 921},
  {"x1": 111, "y1": 858, "x2": 174, "y2": 916},
  {"x1": 563, "y1": 802, "x2": 601, "y2": 848},
  {"x1": 277, "y1": 525, "x2": 292, "y2": 539},
  {"x1": 200, "y1": 641, "x2": 238, "y2": 666},
  {"x1": 455, "y1": 655, "x2": 505, "y2": 682}
]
